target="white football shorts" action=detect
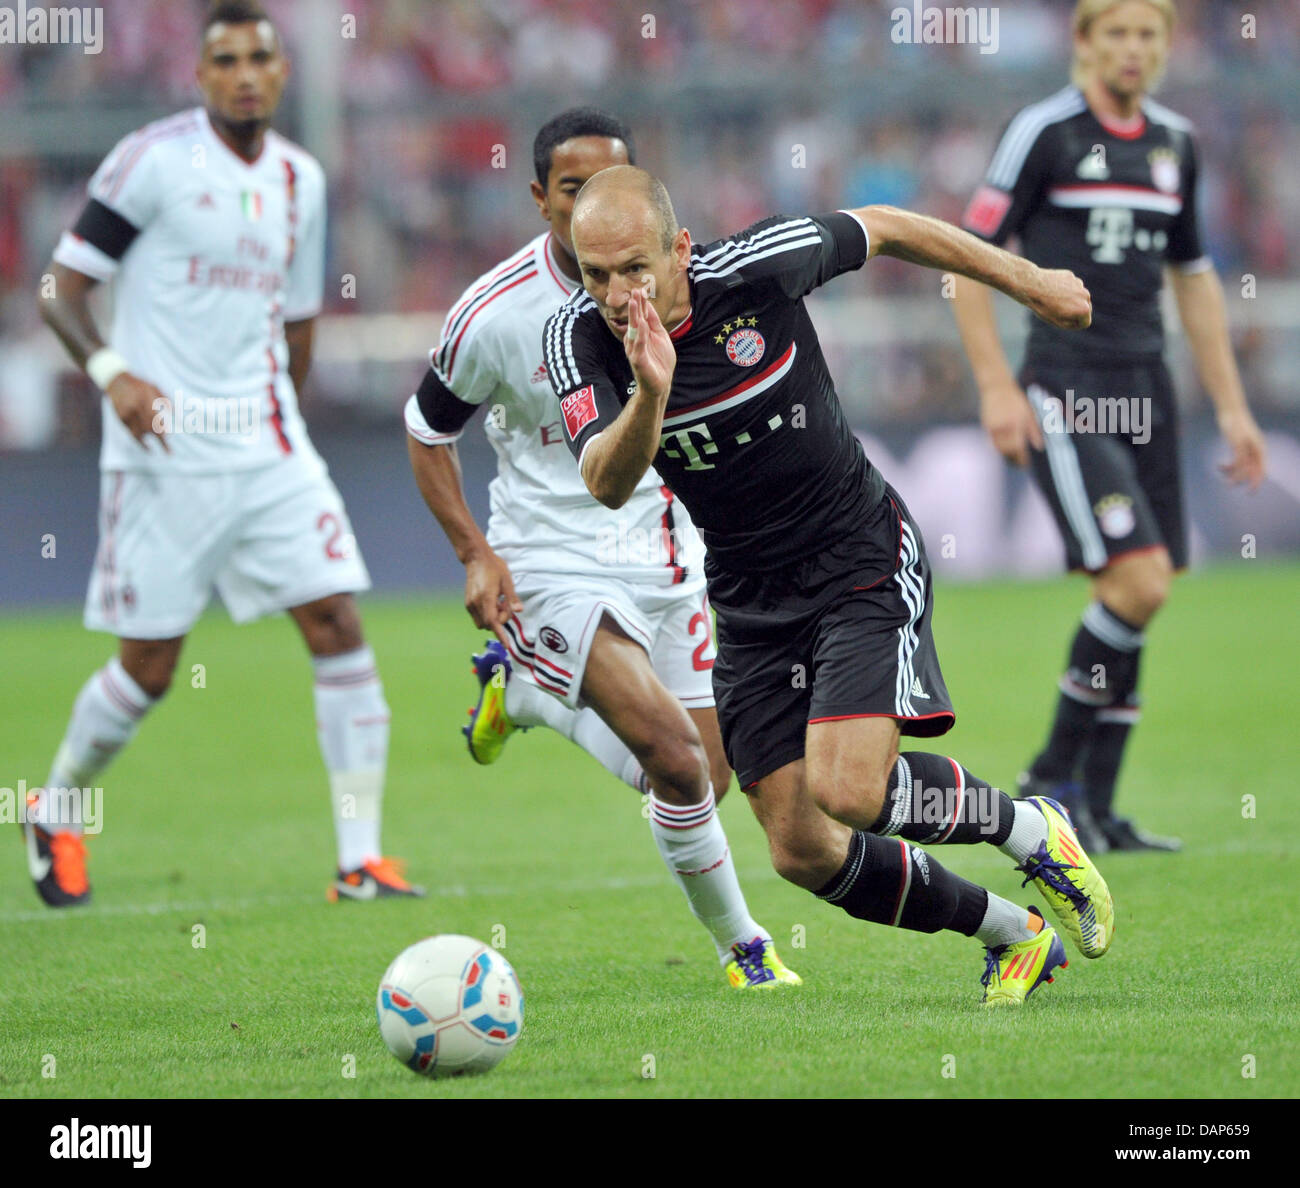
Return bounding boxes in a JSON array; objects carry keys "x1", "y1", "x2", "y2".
[
  {"x1": 84, "y1": 453, "x2": 371, "y2": 638},
  {"x1": 500, "y1": 570, "x2": 716, "y2": 711}
]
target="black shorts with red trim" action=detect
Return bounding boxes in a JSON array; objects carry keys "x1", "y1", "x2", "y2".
[
  {"x1": 707, "y1": 485, "x2": 954, "y2": 789},
  {"x1": 1021, "y1": 360, "x2": 1187, "y2": 574}
]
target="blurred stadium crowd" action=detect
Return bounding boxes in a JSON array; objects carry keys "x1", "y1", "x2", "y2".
[{"x1": 1, "y1": 0, "x2": 1296, "y2": 446}]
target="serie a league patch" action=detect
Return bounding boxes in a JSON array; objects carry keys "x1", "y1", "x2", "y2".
[
  {"x1": 561, "y1": 385, "x2": 598, "y2": 440},
  {"x1": 962, "y1": 185, "x2": 1013, "y2": 237}
]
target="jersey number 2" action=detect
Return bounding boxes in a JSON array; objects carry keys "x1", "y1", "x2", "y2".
[
  {"x1": 318, "y1": 512, "x2": 347, "y2": 560},
  {"x1": 688, "y1": 610, "x2": 715, "y2": 672}
]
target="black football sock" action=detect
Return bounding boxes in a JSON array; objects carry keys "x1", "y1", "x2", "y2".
[
  {"x1": 814, "y1": 830, "x2": 988, "y2": 936},
  {"x1": 1029, "y1": 601, "x2": 1143, "y2": 782},
  {"x1": 871, "y1": 753, "x2": 1015, "y2": 846},
  {"x1": 1082, "y1": 694, "x2": 1141, "y2": 818}
]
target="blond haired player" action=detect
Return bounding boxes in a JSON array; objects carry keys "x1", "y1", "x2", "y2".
[{"x1": 952, "y1": 0, "x2": 1266, "y2": 851}]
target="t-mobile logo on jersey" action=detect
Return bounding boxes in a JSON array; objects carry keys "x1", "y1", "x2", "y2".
[
  {"x1": 660, "y1": 424, "x2": 719, "y2": 470},
  {"x1": 1085, "y1": 208, "x2": 1168, "y2": 265},
  {"x1": 659, "y1": 410, "x2": 792, "y2": 471}
]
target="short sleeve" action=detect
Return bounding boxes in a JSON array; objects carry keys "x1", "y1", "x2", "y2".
[
  {"x1": 692, "y1": 212, "x2": 868, "y2": 301},
  {"x1": 427, "y1": 288, "x2": 505, "y2": 410},
  {"x1": 961, "y1": 117, "x2": 1055, "y2": 246},
  {"x1": 52, "y1": 133, "x2": 164, "y2": 280},
  {"x1": 542, "y1": 302, "x2": 627, "y2": 469},
  {"x1": 284, "y1": 160, "x2": 326, "y2": 322},
  {"x1": 87, "y1": 132, "x2": 165, "y2": 231},
  {"x1": 1166, "y1": 133, "x2": 1210, "y2": 271},
  {"x1": 406, "y1": 368, "x2": 484, "y2": 446}
]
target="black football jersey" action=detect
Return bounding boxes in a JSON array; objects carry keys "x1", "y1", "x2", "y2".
[
  {"x1": 543, "y1": 212, "x2": 885, "y2": 573},
  {"x1": 962, "y1": 85, "x2": 1208, "y2": 366}
]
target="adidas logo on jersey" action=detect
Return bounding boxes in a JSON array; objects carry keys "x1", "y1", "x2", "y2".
[
  {"x1": 911, "y1": 677, "x2": 930, "y2": 700},
  {"x1": 530, "y1": 363, "x2": 548, "y2": 385},
  {"x1": 1076, "y1": 152, "x2": 1110, "y2": 181}
]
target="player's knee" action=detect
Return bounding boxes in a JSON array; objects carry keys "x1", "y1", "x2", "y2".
[
  {"x1": 127, "y1": 656, "x2": 178, "y2": 699},
  {"x1": 807, "y1": 772, "x2": 886, "y2": 829},
  {"x1": 638, "y1": 731, "x2": 709, "y2": 802},
  {"x1": 1113, "y1": 553, "x2": 1173, "y2": 623},
  {"x1": 1135, "y1": 562, "x2": 1172, "y2": 619},
  {"x1": 300, "y1": 596, "x2": 364, "y2": 655},
  {"x1": 769, "y1": 847, "x2": 814, "y2": 888},
  {"x1": 767, "y1": 836, "x2": 835, "y2": 891}
]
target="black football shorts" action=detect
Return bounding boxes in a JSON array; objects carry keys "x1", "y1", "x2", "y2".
[
  {"x1": 707, "y1": 485, "x2": 955, "y2": 789},
  {"x1": 1021, "y1": 360, "x2": 1187, "y2": 573}
]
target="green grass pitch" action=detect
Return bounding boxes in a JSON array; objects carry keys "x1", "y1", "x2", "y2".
[{"x1": 2, "y1": 563, "x2": 1297, "y2": 1099}]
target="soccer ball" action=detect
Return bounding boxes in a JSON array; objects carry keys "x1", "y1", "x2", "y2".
[{"x1": 376, "y1": 934, "x2": 524, "y2": 1078}]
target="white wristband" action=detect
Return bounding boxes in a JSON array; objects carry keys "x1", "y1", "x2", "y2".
[{"x1": 86, "y1": 347, "x2": 129, "y2": 390}]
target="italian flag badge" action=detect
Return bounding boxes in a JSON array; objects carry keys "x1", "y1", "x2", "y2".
[{"x1": 240, "y1": 189, "x2": 263, "y2": 221}]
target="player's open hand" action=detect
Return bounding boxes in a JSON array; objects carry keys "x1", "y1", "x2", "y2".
[
  {"x1": 623, "y1": 286, "x2": 675, "y2": 402},
  {"x1": 1027, "y1": 268, "x2": 1092, "y2": 330},
  {"x1": 464, "y1": 549, "x2": 523, "y2": 646},
  {"x1": 107, "y1": 372, "x2": 171, "y2": 454},
  {"x1": 980, "y1": 381, "x2": 1043, "y2": 466},
  {"x1": 1217, "y1": 408, "x2": 1267, "y2": 491}
]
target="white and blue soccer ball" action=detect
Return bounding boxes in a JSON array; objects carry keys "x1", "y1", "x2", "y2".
[{"x1": 376, "y1": 934, "x2": 524, "y2": 1078}]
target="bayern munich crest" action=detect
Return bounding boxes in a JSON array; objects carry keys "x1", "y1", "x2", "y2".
[
  {"x1": 725, "y1": 326, "x2": 765, "y2": 367},
  {"x1": 1095, "y1": 493, "x2": 1137, "y2": 539},
  {"x1": 1149, "y1": 149, "x2": 1180, "y2": 195}
]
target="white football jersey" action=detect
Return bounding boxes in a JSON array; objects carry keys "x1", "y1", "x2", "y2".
[
  {"x1": 54, "y1": 107, "x2": 327, "y2": 474},
  {"x1": 405, "y1": 231, "x2": 704, "y2": 585}
]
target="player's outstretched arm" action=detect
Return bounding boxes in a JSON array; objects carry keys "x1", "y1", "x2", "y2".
[
  {"x1": 854, "y1": 205, "x2": 1092, "y2": 331},
  {"x1": 580, "y1": 287, "x2": 674, "y2": 509},
  {"x1": 37, "y1": 261, "x2": 170, "y2": 453},
  {"x1": 950, "y1": 275, "x2": 1042, "y2": 466},
  {"x1": 406, "y1": 434, "x2": 521, "y2": 643},
  {"x1": 1167, "y1": 266, "x2": 1266, "y2": 491}
]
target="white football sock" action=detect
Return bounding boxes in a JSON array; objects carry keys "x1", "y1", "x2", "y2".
[
  {"x1": 571, "y1": 710, "x2": 646, "y2": 793},
  {"x1": 976, "y1": 894, "x2": 1039, "y2": 948},
  {"x1": 503, "y1": 675, "x2": 571, "y2": 731},
  {"x1": 34, "y1": 657, "x2": 155, "y2": 834},
  {"x1": 648, "y1": 788, "x2": 766, "y2": 964},
  {"x1": 997, "y1": 800, "x2": 1050, "y2": 864},
  {"x1": 313, "y1": 646, "x2": 389, "y2": 871},
  {"x1": 505, "y1": 677, "x2": 645, "y2": 792}
]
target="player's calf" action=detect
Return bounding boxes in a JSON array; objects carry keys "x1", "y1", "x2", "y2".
[
  {"x1": 804, "y1": 715, "x2": 899, "y2": 829},
  {"x1": 580, "y1": 623, "x2": 710, "y2": 805}
]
